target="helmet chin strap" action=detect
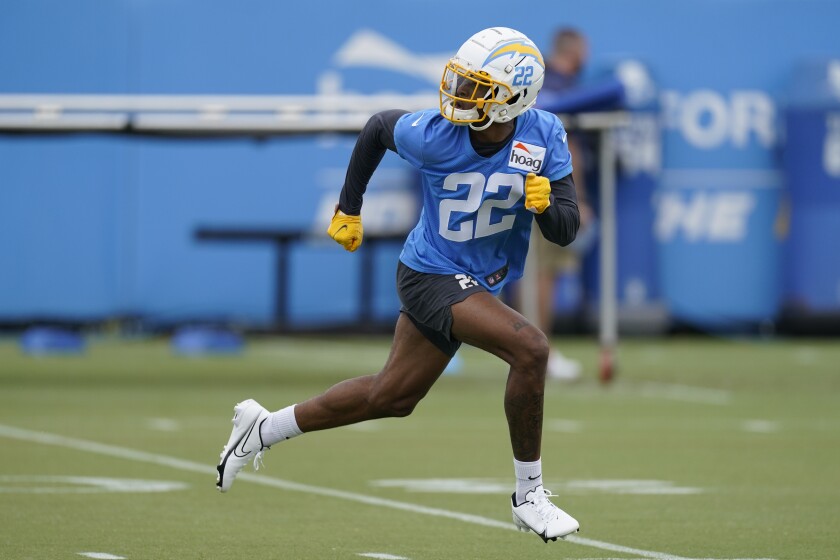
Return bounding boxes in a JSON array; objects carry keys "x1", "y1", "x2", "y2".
[
  {"x1": 441, "y1": 100, "x2": 503, "y2": 130},
  {"x1": 443, "y1": 101, "x2": 480, "y2": 126},
  {"x1": 469, "y1": 115, "x2": 496, "y2": 131}
]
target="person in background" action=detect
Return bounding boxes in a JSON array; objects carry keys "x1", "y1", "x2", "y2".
[{"x1": 523, "y1": 27, "x2": 597, "y2": 381}]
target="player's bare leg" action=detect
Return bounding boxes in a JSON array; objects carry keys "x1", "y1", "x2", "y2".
[
  {"x1": 450, "y1": 292, "x2": 579, "y2": 541},
  {"x1": 294, "y1": 313, "x2": 451, "y2": 431},
  {"x1": 450, "y1": 292, "x2": 548, "y2": 460},
  {"x1": 217, "y1": 313, "x2": 449, "y2": 492}
]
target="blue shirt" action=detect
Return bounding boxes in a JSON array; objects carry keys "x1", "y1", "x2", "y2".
[{"x1": 394, "y1": 109, "x2": 572, "y2": 294}]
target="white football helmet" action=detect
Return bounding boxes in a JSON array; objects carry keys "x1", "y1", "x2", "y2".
[{"x1": 440, "y1": 27, "x2": 545, "y2": 130}]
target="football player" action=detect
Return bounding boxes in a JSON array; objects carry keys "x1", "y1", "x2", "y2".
[{"x1": 216, "y1": 26, "x2": 581, "y2": 543}]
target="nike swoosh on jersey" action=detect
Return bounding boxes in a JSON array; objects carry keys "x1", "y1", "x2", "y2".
[
  {"x1": 411, "y1": 115, "x2": 423, "y2": 127},
  {"x1": 561, "y1": 132, "x2": 568, "y2": 143}
]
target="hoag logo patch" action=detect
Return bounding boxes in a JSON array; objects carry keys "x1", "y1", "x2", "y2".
[{"x1": 508, "y1": 141, "x2": 545, "y2": 173}]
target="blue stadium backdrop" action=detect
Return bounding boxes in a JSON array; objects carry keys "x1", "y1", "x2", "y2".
[{"x1": 1, "y1": 0, "x2": 838, "y2": 330}]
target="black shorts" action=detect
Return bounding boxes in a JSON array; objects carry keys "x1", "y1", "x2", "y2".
[{"x1": 396, "y1": 261, "x2": 487, "y2": 357}]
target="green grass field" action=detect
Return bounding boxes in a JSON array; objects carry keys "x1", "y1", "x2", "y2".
[{"x1": 1, "y1": 335, "x2": 838, "y2": 560}]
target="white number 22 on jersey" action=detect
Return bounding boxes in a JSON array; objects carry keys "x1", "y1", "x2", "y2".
[{"x1": 438, "y1": 172, "x2": 524, "y2": 242}]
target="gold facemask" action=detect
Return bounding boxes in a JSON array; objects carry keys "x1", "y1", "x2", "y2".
[{"x1": 439, "y1": 60, "x2": 512, "y2": 124}]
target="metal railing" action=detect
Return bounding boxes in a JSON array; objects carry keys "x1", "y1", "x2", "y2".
[{"x1": 0, "y1": 93, "x2": 629, "y2": 380}]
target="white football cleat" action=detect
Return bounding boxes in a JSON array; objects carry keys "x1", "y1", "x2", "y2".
[
  {"x1": 511, "y1": 486, "x2": 580, "y2": 543},
  {"x1": 216, "y1": 399, "x2": 270, "y2": 493}
]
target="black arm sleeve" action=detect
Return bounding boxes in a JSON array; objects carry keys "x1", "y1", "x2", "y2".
[
  {"x1": 534, "y1": 173, "x2": 581, "y2": 246},
  {"x1": 338, "y1": 109, "x2": 410, "y2": 215}
]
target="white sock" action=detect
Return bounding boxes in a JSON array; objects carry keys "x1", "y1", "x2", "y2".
[
  {"x1": 514, "y1": 457, "x2": 543, "y2": 504},
  {"x1": 260, "y1": 404, "x2": 303, "y2": 446}
]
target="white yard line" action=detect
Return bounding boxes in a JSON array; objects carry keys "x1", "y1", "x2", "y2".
[
  {"x1": 77, "y1": 553, "x2": 126, "y2": 560},
  {"x1": 741, "y1": 420, "x2": 779, "y2": 434},
  {"x1": 145, "y1": 418, "x2": 181, "y2": 432},
  {"x1": 637, "y1": 382, "x2": 732, "y2": 406},
  {"x1": 546, "y1": 419, "x2": 583, "y2": 433},
  {"x1": 0, "y1": 424, "x2": 772, "y2": 560},
  {"x1": 357, "y1": 554, "x2": 410, "y2": 560}
]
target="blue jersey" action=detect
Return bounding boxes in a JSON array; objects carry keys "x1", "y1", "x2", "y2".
[{"x1": 394, "y1": 108, "x2": 573, "y2": 294}]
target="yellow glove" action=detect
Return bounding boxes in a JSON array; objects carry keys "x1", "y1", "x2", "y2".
[
  {"x1": 524, "y1": 173, "x2": 551, "y2": 214},
  {"x1": 327, "y1": 208, "x2": 363, "y2": 252}
]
